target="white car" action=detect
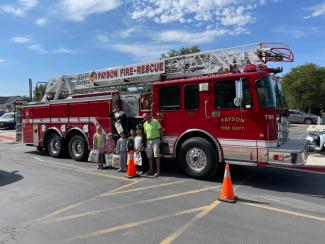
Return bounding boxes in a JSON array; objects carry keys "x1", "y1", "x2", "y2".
[
  {"x1": 305, "y1": 125, "x2": 325, "y2": 153},
  {"x1": 0, "y1": 112, "x2": 15, "y2": 129}
]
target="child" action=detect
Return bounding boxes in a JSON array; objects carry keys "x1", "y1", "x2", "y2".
[
  {"x1": 106, "y1": 133, "x2": 116, "y2": 154},
  {"x1": 134, "y1": 126, "x2": 147, "y2": 175},
  {"x1": 105, "y1": 133, "x2": 116, "y2": 168},
  {"x1": 93, "y1": 127, "x2": 106, "y2": 169},
  {"x1": 127, "y1": 129, "x2": 136, "y2": 152},
  {"x1": 116, "y1": 131, "x2": 128, "y2": 172}
]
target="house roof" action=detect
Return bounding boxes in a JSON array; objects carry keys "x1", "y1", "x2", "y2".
[{"x1": 0, "y1": 96, "x2": 23, "y2": 105}]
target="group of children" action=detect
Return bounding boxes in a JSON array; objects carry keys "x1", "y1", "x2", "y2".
[{"x1": 93, "y1": 125, "x2": 147, "y2": 174}]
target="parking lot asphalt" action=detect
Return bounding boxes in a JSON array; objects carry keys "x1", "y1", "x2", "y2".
[{"x1": 1, "y1": 125, "x2": 325, "y2": 244}]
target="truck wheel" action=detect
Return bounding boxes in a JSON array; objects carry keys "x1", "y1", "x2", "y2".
[
  {"x1": 178, "y1": 137, "x2": 218, "y2": 179},
  {"x1": 304, "y1": 118, "x2": 312, "y2": 125},
  {"x1": 47, "y1": 133, "x2": 64, "y2": 158},
  {"x1": 68, "y1": 134, "x2": 88, "y2": 161}
]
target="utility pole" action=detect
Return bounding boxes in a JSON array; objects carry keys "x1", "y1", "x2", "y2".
[{"x1": 29, "y1": 78, "x2": 32, "y2": 102}]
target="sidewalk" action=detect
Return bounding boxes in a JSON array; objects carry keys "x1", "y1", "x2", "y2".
[
  {"x1": 0, "y1": 129, "x2": 16, "y2": 142},
  {"x1": 306, "y1": 153, "x2": 325, "y2": 165}
]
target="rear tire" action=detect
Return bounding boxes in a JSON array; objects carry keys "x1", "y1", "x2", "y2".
[
  {"x1": 305, "y1": 118, "x2": 312, "y2": 125},
  {"x1": 178, "y1": 137, "x2": 218, "y2": 179},
  {"x1": 47, "y1": 133, "x2": 64, "y2": 158},
  {"x1": 68, "y1": 134, "x2": 88, "y2": 161}
]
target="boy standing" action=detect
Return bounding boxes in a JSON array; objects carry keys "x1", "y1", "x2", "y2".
[{"x1": 116, "y1": 131, "x2": 128, "y2": 172}]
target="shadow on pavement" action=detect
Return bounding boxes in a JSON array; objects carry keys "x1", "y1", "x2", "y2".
[
  {"x1": 20, "y1": 151, "x2": 230, "y2": 182},
  {"x1": 0, "y1": 170, "x2": 23, "y2": 187},
  {"x1": 234, "y1": 166, "x2": 325, "y2": 199}
]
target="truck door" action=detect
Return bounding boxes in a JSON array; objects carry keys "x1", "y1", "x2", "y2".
[
  {"x1": 182, "y1": 83, "x2": 209, "y2": 130},
  {"x1": 156, "y1": 85, "x2": 181, "y2": 136},
  {"x1": 208, "y1": 78, "x2": 258, "y2": 164},
  {"x1": 155, "y1": 85, "x2": 181, "y2": 155}
]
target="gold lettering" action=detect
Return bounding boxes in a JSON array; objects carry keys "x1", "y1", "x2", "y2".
[{"x1": 220, "y1": 117, "x2": 245, "y2": 123}]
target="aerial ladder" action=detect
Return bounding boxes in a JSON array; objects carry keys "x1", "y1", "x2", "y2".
[{"x1": 41, "y1": 42, "x2": 294, "y2": 101}]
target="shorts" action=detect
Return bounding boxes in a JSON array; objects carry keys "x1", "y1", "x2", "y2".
[{"x1": 146, "y1": 139, "x2": 160, "y2": 158}]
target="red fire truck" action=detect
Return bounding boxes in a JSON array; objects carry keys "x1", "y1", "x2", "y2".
[{"x1": 18, "y1": 42, "x2": 310, "y2": 178}]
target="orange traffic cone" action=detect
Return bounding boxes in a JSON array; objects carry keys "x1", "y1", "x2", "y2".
[
  {"x1": 218, "y1": 164, "x2": 237, "y2": 203},
  {"x1": 125, "y1": 151, "x2": 137, "y2": 178}
]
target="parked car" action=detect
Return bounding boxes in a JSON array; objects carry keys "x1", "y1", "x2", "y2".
[
  {"x1": 0, "y1": 112, "x2": 15, "y2": 129},
  {"x1": 288, "y1": 109, "x2": 318, "y2": 124},
  {"x1": 0, "y1": 110, "x2": 5, "y2": 116}
]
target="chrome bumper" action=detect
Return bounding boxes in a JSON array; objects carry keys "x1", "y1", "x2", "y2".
[{"x1": 268, "y1": 139, "x2": 309, "y2": 166}]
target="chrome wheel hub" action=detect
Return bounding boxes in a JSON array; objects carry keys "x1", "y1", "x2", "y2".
[
  {"x1": 50, "y1": 138, "x2": 60, "y2": 153},
  {"x1": 72, "y1": 139, "x2": 83, "y2": 157},
  {"x1": 185, "y1": 147, "x2": 207, "y2": 172}
]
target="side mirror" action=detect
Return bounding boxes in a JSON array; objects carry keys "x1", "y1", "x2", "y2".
[{"x1": 234, "y1": 78, "x2": 243, "y2": 107}]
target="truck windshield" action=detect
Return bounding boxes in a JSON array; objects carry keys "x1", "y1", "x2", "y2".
[{"x1": 256, "y1": 75, "x2": 287, "y2": 108}]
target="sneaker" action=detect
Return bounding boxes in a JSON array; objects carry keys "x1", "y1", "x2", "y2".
[
  {"x1": 146, "y1": 170, "x2": 154, "y2": 176},
  {"x1": 117, "y1": 168, "x2": 124, "y2": 172},
  {"x1": 137, "y1": 171, "x2": 144, "y2": 176},
  {"x1": 154, "y1": 172, "x2": 160, "y2": 177}
]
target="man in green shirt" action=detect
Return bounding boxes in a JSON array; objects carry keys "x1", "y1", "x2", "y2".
[{"x1": 143, "y1": 112, "x2": 163, "y2": 177}]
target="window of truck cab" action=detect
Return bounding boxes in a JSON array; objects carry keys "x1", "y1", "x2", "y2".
[
  {"x1": 158, "y1": 85, "x2": 180, "y2": 111},
  {"x1": 255, "y1": 75, "x2": 287, "y2": 108},
  {"x1": 184, "y1": 84, "x2": 200, "y2": 110},
  {"x1": 214, "y1": 79, "x2": 252, "y2": 109}
]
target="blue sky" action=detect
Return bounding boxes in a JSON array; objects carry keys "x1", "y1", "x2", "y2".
[{"x1": 0, "y1": 0, "x2": 325, "y2": 96}]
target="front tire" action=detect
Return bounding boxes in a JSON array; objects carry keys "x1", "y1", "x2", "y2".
[
  {"x1": 68, "y1": 134, "x2": 88, "y2": 161},
  {"x1": 178, "y1": 137, "x2": 218, "y2": 179},
  {"x1": 47, "y1": 133, "x2": 64, "y2": 158}
]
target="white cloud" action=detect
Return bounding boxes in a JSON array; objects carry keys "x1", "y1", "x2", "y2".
[
  {"x1": 53, "y1": 47, "x2": 78, "y2": 54},
  {"x1": 59, "y1": 0, "x2": 120, "y2": 21},
  {"x1": 28, "y1": 44, "x2": 79, "y2": 55},
  {"x1": 219, "y1": 6, "x2": 253, "y2": 26},
  {"x1": 29, "y1": 44, "x2": 48, "y2": 54},
  {"x1": 35, "y1": 18, "x2": 48, "y2": 26},
  {"x1": 0, "y1": 0, "x2": 38, "y2": 17},
  {"x1": 157, "y1": 29, "x2": 228, "y2": 44},
  {"x1": 96, "y1": 33, "x2": 175, "y2": 60},
  {"x1": 274, "y1": 25, "x2": 322, "y2": 38},
  {"x1": 130, "y1": 0, "x2": 262, "y2": 28},
  {"x1": 304, "y1": 2, "x2": 325, "y2": 19},
  {"x1": 11, "y1": 36, "x2": 32, "y2": 44},
  {"x1": 117, "y1": 27, "x2": 139, "y2": 38},
  {"x1": 0, "y1": 59, "x2": 5, "y2": 63},
  {"x1": 10, "y1": 35, "x2": 77, "y2": 55},
  {"x1": 96, "y1": 33, "x2": 110, "y2": 43},
  {"x1": 95, "y1": 27, "x2": 147, "y2": 45},
  {"x1": 110, "y1": 43, "x2": 174, "y2": 61}
]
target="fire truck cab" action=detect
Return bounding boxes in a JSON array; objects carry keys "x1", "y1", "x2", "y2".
[
  {"x1": 18, "y1": 42, "x2": 309, "y2": 179},
  {"x1": 154, "y1": 70, "x2": 307, "y2": 178}
]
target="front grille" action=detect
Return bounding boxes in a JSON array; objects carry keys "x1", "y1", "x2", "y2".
[{"x1": 277, "y1": 116, "x2": 289, "y2": 145}]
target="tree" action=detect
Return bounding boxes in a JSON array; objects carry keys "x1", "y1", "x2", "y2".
[
  {"x1": 33, "y1": 84, "x2": 47, "y2": 101},
  {"x1": 281, "y1": 63, "x2": 325, "y2": 113},
  {"x1": 161, "y1": 46, "x2": 200, "y2": 59}
]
